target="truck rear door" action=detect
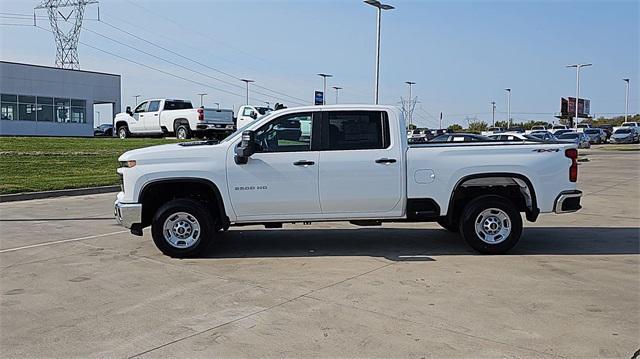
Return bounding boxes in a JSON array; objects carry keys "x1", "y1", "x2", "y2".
[{"x1": 318, "y1": 110, "x2": 403, "y2": 216}]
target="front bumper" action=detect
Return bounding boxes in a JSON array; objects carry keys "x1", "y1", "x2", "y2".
[
  {"x1": 610, "y1": 137, "x2": 633, "y2": 144},
  {"x1": 114, "y1": 200, "x2": 142, "y2": 229},
  {"x1": 554, "y1": 190, "x2": 582, "y2": 214}
]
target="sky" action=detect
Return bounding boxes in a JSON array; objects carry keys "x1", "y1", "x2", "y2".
[{"x1": 0, "y1": 0, "x2": 638, "y2": 128}]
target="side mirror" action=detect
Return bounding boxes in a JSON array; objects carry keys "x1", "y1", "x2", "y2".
[
  {"x1": 250, "y1": 111, "x2": 257, "y2": 120},
  {"x1": 234, "y1": 130, "x2": 256, "y2": 164},
  {"x1": 126, "y1": 106, "x2": 132, "y2": 115}
]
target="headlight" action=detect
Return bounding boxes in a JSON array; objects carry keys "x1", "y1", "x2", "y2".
[{"x1": 118, "y1": 160, "x2": 137, "y2": 168}]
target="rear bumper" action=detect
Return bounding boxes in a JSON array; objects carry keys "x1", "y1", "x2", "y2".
[
  {"x1": 196, "y1": 123, "x2": 235, "y2": 131},
  {"x1": 114, "y1": 200, "x2": 142, "y2": 229},
  {"x1": 553, "y1": 190, "x2": 582, "y2": 214}
]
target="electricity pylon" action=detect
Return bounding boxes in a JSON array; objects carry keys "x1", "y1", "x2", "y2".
[{"x1": 35, "y1": 0, "x2": 98, "y2": 70}]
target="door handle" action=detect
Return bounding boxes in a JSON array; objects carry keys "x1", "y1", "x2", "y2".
[
  {"x1": 293, "y1": 160, "x2": 315, "y2": 166},
  {"x1": 154, "y1": 114, "x2": 158, "y2": 116},
  {"x1": 375, "y1": 158, "x2": 397, "y2": 164}
]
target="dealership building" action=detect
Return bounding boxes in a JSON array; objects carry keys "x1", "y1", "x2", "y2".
[{"x1": 0, "y1": 61, "x2": 121, "y2": 137}]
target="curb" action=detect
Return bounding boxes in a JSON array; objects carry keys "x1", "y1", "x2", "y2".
[{"x1": 0, "y1": 186, "x2": 120, "y2": 203}]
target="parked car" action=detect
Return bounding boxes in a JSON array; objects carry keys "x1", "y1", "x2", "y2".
[
  {"x1": 507, "y1": 127, "x2": 525, "y2": 133},
  {"x1": 609, "y1": 128, "x2": 639, "y2": 144},
  {"x1": 430, "y1": 133, "x2": 494, "y2": 142},
  {"x1": 529, "y1": 125, "x2": 548, "y2": 132},
  {"x1": 194, "y1": 108, "x2": 236, "y2": 140},
  {"x1": 576, "y1": 123, "x2": 592, "y2": 132},
  {"x1": 114, "y1": 99, "x2": 233, "y2": 140},
  {"x1": 114, "y1": 104, "x2": 582, "y2": 257},
  {"x1": 94, "y1": 124, "x2": 113, "y2": 136},
  {"x1": 583, "y1": 128, "x2": 607, "y2": 144},
  {"x1": 487, "y1": 132, "x2": 540, "y2": 141},
  {"x1": 528, "y1": 131, "x2": 558, "y2": 142},
  {"x1": 557, "y1": 132, "x2": 591, "y2": 149},
  {"x1": 236, "y1": 105, "x2": 273, "y2": 129}
]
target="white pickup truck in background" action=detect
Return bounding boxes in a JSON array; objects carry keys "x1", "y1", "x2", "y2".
[
  {"x1": 114, "y1": 99, "x2": 235, "y2": 139},
  {"x1": 236, "y1": 105, "x2": 273, "y2": 129},
  {"x1": 114, "y1": 105, "x2": 582, "y2": 258}
]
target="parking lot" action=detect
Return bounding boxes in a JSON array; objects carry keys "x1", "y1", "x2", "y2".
[{"x1": 1, "y1": 146, "x2": 638, "y2": 358}]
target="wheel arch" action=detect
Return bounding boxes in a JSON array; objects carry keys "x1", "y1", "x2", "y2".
[
  {"x1": 138, "y1": 177, "x2": 229, "y2": 229},
  {"x1": 446, "y1": 172, "x2": 539, "y2": 223},
  {"x1": 173, "y1": 118, "x2": 190, "y2": 131}
]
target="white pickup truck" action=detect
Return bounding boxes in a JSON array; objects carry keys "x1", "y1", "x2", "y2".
[
  {"x1": 114, "y1": 99, "x2": 235, "y2": 140},
  {"x1": 114, "y1": 105, "x2": 582, "y2": 257}
]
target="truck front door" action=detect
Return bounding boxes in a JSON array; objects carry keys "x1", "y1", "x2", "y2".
[
  {"x1": 318, "y1": 110, "x2": 403, "y2": 216},
  {"x1": 226, "y1": 111, "x2": 322, "y2": 220},
  {"x1": 129, "y1": 101, "x2": 148, "y2": 132},
  {"x1": 144, "y1": 100, "x2": 161, "y2": 132}
]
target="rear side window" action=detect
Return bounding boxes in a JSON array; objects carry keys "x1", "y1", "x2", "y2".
[
  {"x1": 164, "y1": 101, "x2": 193, "y2": 110},
  {"x1": 243, "y1": 107, "x2": 253, "y2": 116},
  {"x1": 324, "y1": 111, "x2": 389, "y2": 150}
]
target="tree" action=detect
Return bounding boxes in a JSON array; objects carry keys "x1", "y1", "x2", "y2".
[
  {"x1": 448, "y1": 123, "x2": 463, "y2": 132},
  {"x1": 468, "y1": 121, "x2": 488, "y2": 133}
]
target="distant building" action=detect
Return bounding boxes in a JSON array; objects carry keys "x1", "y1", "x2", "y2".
[{"x1": 0, "y1": 61, "x2": 121, "y2": 137}]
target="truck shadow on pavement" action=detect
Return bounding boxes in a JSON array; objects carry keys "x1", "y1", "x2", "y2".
[{"x1": 199, "y1": 227, "x2": 640, "y2": 261}]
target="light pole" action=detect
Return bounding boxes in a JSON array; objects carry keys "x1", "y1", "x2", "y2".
[
  {"x1": 623, "y1": 78, "x2": 630, "y2": 122},
  {"x1": 317, "y1": 73, "x2": 332, "y2": 105},
  {"x1": 405, "y1": 81, "x2": 416, "y2": 127},
  {"x1": 566, "y1": 63, "x2": 592, "y2": 128},
  {"x1": 133, "y1": 95, "x2": 141, "y2": 105},
  {"x1": 505, "y1": 88, "x2": 511, "y2": 128},
  {"x1": 197, "y1": 93, "x2": 207, "y2": 107},
  {"x1": 240, "y1": 79, "x2": 254, "y2": 105},
  {"x1": 364, "y1": 0, "x2": 394, "y2": 105},
  {"x1": 213, "y1": 102, "x2": 220, "y2": 110},
  {"x1": 332, "y1": 86, "x2": 342, "y2": 104},
  {"x1": 491, "y1": 101, "x2": 496, "y2": 126}
]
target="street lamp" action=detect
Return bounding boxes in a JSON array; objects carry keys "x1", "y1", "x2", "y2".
[
  {"x1": 133, "y1": 94, "x2": 141, "y2": 105},
  {"x1": 213, "y1": 102, "x2": 220, "y2": 110},
  {"x1": 566, "y1": 63, "x2": 592, "y2": 128},
  {"x1": 491, "y1": 101, "x2": 496, "y2": 126},
  {"x1": 364, "y1": 0, "x2": 394, "y2": 104},
  {"x1": 505, "y1": 88, "x2": 511, "y2": 128},
  {"x1": 197, "y1": 93, "x2": 207, "y2": 107},
  {"x1": 240, "y1": 79, "x2": 254, "y2": 105},
  {"x1": 623, "y1": 78, "x2": 630, "y2": 122},
  {"x1": 405, "y1": 81, "x2": 416, "y2": 127},
  {"x1": 332, "y1": 86, "x2": 342, "y2": 104},
  {"x1": 317, "y1": 73, "x2": 333, "y2": 105}
]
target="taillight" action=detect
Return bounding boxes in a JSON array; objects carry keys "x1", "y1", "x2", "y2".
[
  {"x1": 565, "y1": 148, "x2": 578, "y2": 182},
  {"x1": 197, "y1": 108, "x2": 204, "y2": 121}
]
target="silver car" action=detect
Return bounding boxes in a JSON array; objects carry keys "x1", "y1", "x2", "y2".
[
  {"x1": 609, "y1": 128, "x2": 638, "y2": 144},
  {"x1": 583, "y1": 128, "x2": 607, "y2": 144},
  {"x1": 557, "y1": 132, "x2": 591, "y2": 149}
]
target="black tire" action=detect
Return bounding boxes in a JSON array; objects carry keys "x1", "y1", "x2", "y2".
[
  {"x1": 458, "y1": 195, "x2": 522, "y2": 254},
  {"x1": 117, "y1": 125, "x2": 130, "y2": 139},
  {"x1": 436, "y1": 218, "x2": 458, "y2": 232},
  {"x1": 151, "y1": 198, "x2": 214, "y2": 258},
  {"x1": 175, "y1": 124, "x2": 192, "y2": 140}
]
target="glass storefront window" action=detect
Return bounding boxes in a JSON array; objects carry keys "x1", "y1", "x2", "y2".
[
  {"x1": 18, "y1": 95, "x2": 36, "y2": 104},
  {"x1": 37, "y1": 96, "x2": 53, "y2": 105},
  {"x1": 70, "y1": 107, "x2": 86, "y2": 123},
  {"x1": 1, "y1": 103, "x2": 17, "y2": 120},
  {"x1": 55, "y1": 98, "x2": 70, "y2": 123},
  {"x1": 19, "y1": 103, "x2": 37, "y2": 121},
  {"x1": 36, "y1": 105, "x2": 55, "y2": 122}
]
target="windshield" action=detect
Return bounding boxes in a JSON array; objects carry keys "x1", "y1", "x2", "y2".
[
  {"x1": 559, "y1": 133, "x2": 578, "y2": 139},
  {"x1": 584, "y1": 129, "x2": 599, "y2": 134},
  {"x1": 615, "y1": 129, "x2": 631, "y2": 134}
]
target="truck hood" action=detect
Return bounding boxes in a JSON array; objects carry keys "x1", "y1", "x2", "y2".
[{"x1": 118, "y1": 142, "x2": 226, "y2": 164}]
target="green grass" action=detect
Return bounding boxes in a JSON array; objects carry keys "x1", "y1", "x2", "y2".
[{"x1": 0, "y1": 137, "x2": 182, "y2": 195}]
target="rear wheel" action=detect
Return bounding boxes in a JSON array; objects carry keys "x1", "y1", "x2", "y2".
[
  {"x1": 175, "y1": 124, "x2": 192, "y2": 140},
  {"x1": 151, "y1": 199, "x2": 214, "y2": 258},
  {"x1": 117, "y1": 125, "x2": 129, "y2": 139},
  {"x1": 458, "y1": 195, "x2": 522, "y2": 254}
]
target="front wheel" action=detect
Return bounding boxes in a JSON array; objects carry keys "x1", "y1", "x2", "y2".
[
  {"x1": 151, "y1": 199, "x2": 214, "y2": 258},
  {"x1": 117, "y1": 125, "x2": 129, "y2": 139},
  {"x1": 458, "y1": 195, "x2": 522, "y2": 254}
]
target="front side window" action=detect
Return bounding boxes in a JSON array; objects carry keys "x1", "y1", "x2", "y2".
[
  {"x1": 148, "y1": 100, "x2": 161, "y2": 112},
  {"x1": 254, "y1": 112, "x2": 312, "y2": 152},
  {"x1": 134, "y1": 102, "x2": 148, "y2": 113},
  {"x1": 325, "y1": 111, "x2": 388, "y2": 150}
]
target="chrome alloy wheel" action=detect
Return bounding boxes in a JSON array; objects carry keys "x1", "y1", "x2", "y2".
[
  {"x1": 177, "y1": 127, "x2": 187, "y2": 140},
  {"x1": 474, "y1": 208, "x2": 511, "y2": 244},
  {"x1": 163, "y1": 212, "x2": 201, "y2": 249}
]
